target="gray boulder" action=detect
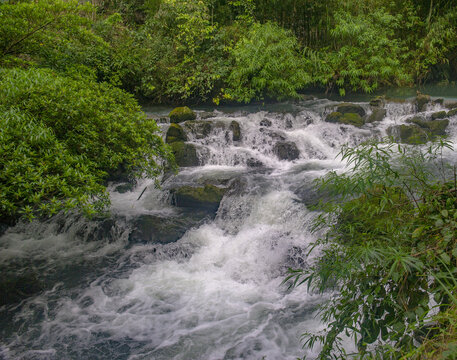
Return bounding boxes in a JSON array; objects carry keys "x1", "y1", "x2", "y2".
[{"x1": 273, "y1": 141, "x2": 300, "y2": 161}]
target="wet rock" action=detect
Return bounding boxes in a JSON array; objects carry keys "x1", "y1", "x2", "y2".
[
  {"x1": 247, "y1": 157, "x2": 264, "y2": 168},
  {"x1": 230, "y1": 120, "x2": 241, "y2": 141},
  {"x1": 336, "y1": 103, "x2": 366, "y2": 117},
  {"x1": 366, "y1": 108, "x2": 387, "y2": 123},
  {"x1": 260, "y1": 119, "x2": 272, "y2": 127},
  {"x1": 171, "y1": 185, "x2": 227, "y2": 213},
  {"x1": 170, "y1": 141, "x2": 199, "y2": 167},
  {"x1": 285, "y1": 119, "x2": 293, "y2": 129},
  {"x1": 448, "y1": 108, "x2": 457, "y2": 117},
  {"x1": 273, "y1": 141, "x2": 300, "y2": 161},
  {"x1": 325, "y1": 112, "x2": 364, "y2": 127},
  {"x1": 184, "y1": 121, "x2": 211, "y2": 139},
  {"x1": 433, "y1": 98, "x2": 444, "y2": 105},
  {"x1": 369, "y1": 96, "x2": 385, "y2": 107},
  {"x1": 159, "y1": 117, "x2": 168, "y2": 123},
  {"x1": 169, "y1": 106, "x2": 196, "y2": 123},
  {"x1": 129, "y1": 214, "x2": 208, "y2": 244},
  {"x1": 415, "y1": 93, "x2": 430, "y2": 112},
  {"x1": 199, "y1": 111, "x2": 216, "y2": 120},
  {"x1": 445, "y1": 101, "x2": 457, "y2": 110},
  {"x1": 410, "y1": 117, "x2": 449, "y2": 136},
  {"x1": 166, "y1": 123, "x2": 187, "y2": 144},
  {"x1": 0, "y1": 273, "x2": 43, "y2": 306},
  {"x1": 431, "y1": 111, "x2": 447, "y2": 120}
]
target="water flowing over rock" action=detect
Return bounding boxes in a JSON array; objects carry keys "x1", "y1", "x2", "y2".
[
  {"x1": 273, "y1": 141, "x2": 300, "y2": 160},
  {"x1": 166, "y1": 123, "x2": 187, "y2": 143},
  {"x1": 170, "y1": 141, "x2": 199, "y2": 167}
]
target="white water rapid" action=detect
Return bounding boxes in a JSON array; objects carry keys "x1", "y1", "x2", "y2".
[{"x1": 1, "y1": 97, "x2": 457, "y2": 360}]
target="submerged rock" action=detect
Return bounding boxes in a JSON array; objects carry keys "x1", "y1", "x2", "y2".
[
  {"x1": 171, "y1": 185, "x2": 227, "y2": 213},
  {"x1": 166, "y1": 123, "x2": 187, "y2": 143},
  {"x1": 325, "y1": 112, "x2": 364, "y2": 127},
  {"x1": 170, "y1": 141, "x2": 199, "y2": 167},
  {"x1": 366, "y1": 108, "x2": 387, "y2": 123},
  {"x1": 273, "y1": 141, "x2": 300, "y2": 161},
  {"x1": 336, "y1": 103, "x2": 366, "y2": 117},
  {"x1": 230, "y1": 120, "x2": 241, "y2": 141},
  {"x1": 415, "y1": 93, "x2": 430, "y2": 112},
  {"x1": 169, "y1": 106, "x2": 196, "y2": 123}
]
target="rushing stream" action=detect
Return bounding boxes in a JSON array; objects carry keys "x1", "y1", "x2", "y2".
[{"x1": 1, "y1": 96, "x2": 457, "y2": 359}]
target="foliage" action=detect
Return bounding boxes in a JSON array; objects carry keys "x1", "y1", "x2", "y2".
[
  {"x1": 0, "y1": 67, "x2": 173, "y2": 184},
  {"x1": 287, "y1": 139, "x2": 457, "y2": 359},
  {"x1": 0, "y1": 107, "x2": 107, "y2": 221},
  {"x1": 225, "y1": 22, "x2": 309, "y2": 103}
]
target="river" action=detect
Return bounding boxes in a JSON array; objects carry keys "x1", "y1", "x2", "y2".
[{"x1": 1, "y1": 95, "x2": 457, "y2": 359}]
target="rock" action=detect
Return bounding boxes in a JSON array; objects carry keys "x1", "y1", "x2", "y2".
[
  {"x1": 273, "y1": 141, "x2": 300, "y2": 161},
  {"x1": 166, "y1": 123, "x2": 187, "y2": 143},
  {"x1": 260, "y1": 119, "x2": 272, "y2": 127},
  {"x1": 366, "y1": 108, "x2": 387, "y2": 123},
  {"x1": 388, "y1": 124, "x2": 428, "y2": 144},
  {"x1": 230, "y1": 120, "x2": 241, "y2": 141},
  {"x1": 171, "y1": 185, "x2": 227, "y2": 213},
  {"x1": 159, "y1": 117, "x2": 168, "y2": 123},
  {"x1": 325, "y1": 112, "x2": 364, "y2": 127},
  {"x1": 247, "y1": 158, "x2": 264, "y2": 168},
  {"x1": 409, "y1": 117, "x2": 449, "y2": 136},
  {"x1": 169, "y1": 106, "x2": 196, "y2": 123},
  {"x1": 300, "y1": 94, "x2": 315, "y2": 101},
  {"x1": 285, "y1": 119, "x2": 293, "y2": 129},
  {"x1": 129, "y1": 214, "x2": 207, "y2": 244},
  {"x1": 448, "y1": 108, "x2": 457, "y2": 117},
  {"x1": 170, "y1": 141, "x2": 199, "y2": 167},
  {"x1": 199, "y1": 111, "x2": 216, "y2": 120},
  {"x1": 445, "y1": 101, "x2": 457, "y2": 110},
  {"x1": 433, "y1": 98, "x2": 444, "y2": 105},
  {"x1": 336, "y1": 103, "x2": 366, "y2": 117},
  {"x1": 369, "y1": 96, "x2": 385, "y2": 107},
  {"x1": 114, "y1": 183, "x2": 135, "y2": 193},
  {"x1": 184, "y1": 121, "x2": 211, "y2": 139},
  {"x1": 431, "y1": 111, "x2": 447, "y2": 120},
  {"x1": 259, "y1": 128, "x2": 286, "y2": 141},
  {"x1": 0, "y1": 273, "x2": 43, "y2": 306},
  {"x1": 415, "y1": 93, "x2": 431, "y2": 112}
]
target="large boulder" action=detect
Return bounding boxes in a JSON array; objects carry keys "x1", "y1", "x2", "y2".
[
  {"x1": 409, "y1": 117, "x2": 449, "y2": 136},
  {"x1": 388, "y1": 117, "x2": 449, "y2": 144},
  {"x1": 183, "y1": 121, "x2": 211, "y2": 139},
  {"x1": 230, "y1": 120, "x2": 241, "y2": 141},
  {"x1": 445, "y1": 101, "x2": 457, "y2": 110},
  {"x1": 166, "y1": 123, "x2": 187, "y2": 144},
  {"x1": 171, "y1": 141, "x2": 199, "y2": 167},
  {"x1": 169, "y1": 106, "x2": 196, "y2": 123},
  {"x1": 325, "y1": 112, "x2": 364, "y2": 127},
  {"x1": 336, "y1": 103, "x2": 366, "y2": 117},
  {"x1": 415, "y1": 93, "x2": 430, "y2": 112},
  {"x1": 448, "y1": 108, "x2": 457, "y2": 117},
  {"x1": 171, "y1": 185, "x2": 227, "y2": 213},
  {"x1": 366, "y1": 108, "x2": 387, "y2": 123},
  {"x1": 431, "y1": 111, "x2": 447, "y2": 120},
  {"x1": 273, "y1": 141, "x2": 300, "y2": 161}
]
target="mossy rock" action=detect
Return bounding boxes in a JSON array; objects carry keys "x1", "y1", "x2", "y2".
[
  {"x1": 172, "y1": 184, "x2": 227, "y2": 213},
  {"x1": 325, "y1": 112, "x2": 364, "y2": 127},
  {"x1": 166, "y1": 123, "x2": 187, "y2": 144},
  {"x1": 184, "y1": 121, "x2": 212, "y2": 139},
  {"x1": 366, "y1": 108, "x2": 387, "y2": 123},
  {"x1": 445, "y1": 101, "x2": 457, "y2": 110},
  {"x1": 433, "y1": 98, "x2": 444, "y2": 105},
  {"x1": 336, "y1": 103, "x2": 366, "y2": 117},
  {"x1": 431, "y1": 111, "x2": 446, "y2": 120},
  {"x1": 388, "y1": 124, "x2": 428, "y2": 144},
  {"x1": 170, "y1": 141, "x2": 199, "y2": 167},
  {"x1": 169, "y1": 106, "x2": 196, "y2": 123},
  {"x1": 409, "y1": 117, "x2": 449, "y2": 136},
  {"x1": 273, "y1": 141, "x2": 300, "y2": 160},
  {"x1": 416, "y1": 93, "x2": 430, "y2": 112},
  {"x1": 114, "y1": 182, "x2": 135, "y2": 193},
  {"x1": 369, "y1": 96, "x2": 385, "y2": 107},
  {"x1": 230, "y1": 120, "x2": 241, "y2": 141},
  {"x1": 448, "y1": 108, "x2": 457, "y2": 117}
]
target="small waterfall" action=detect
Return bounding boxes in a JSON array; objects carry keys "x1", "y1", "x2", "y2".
[{"x1": 1, "y1": 97, "x2": 456, "y2": 360}]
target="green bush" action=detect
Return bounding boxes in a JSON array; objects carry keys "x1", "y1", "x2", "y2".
[
  {"x1": 225, "y1": 22, "x2": 309, "y2": 103},
  {"x1": 0, "y1": 67, "x2": 173, "y2": 179},
  {"x1": 0, "y1": 108, "x2": 107, "y2": 221}
]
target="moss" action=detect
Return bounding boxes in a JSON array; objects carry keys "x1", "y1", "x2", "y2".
[
  {"x1": 431, "y1": 111, "x2": 447, "y2": 120},
  {"x1": 336, "y1": 103, "x2": 366, "y2": 117},
  {"x1": 369, "y1": 96, "x2": 385, "y2": 107},
  {"x1": 448, "y1": 108, "x2": 457, "y2": 117},
  {"x1": 325, "y1": 111, "x2": 343, "y2": 123},
  {"x1": 166, "y1": 123, "x2": 187, "y2": 143},
  {"x1": 416, "y1": 93, "x2": 430, "y2": 112},
  {"x1": 169, "y1": 106, "x2": 196, "y2": 123},
  {"x1": 410, "y1": 118, "x2": 449, "y2": 136},
  {"x1": 172, "y1": 184, "x2": 227, "y2": 213},
  {"x1": 398, "y1": 124, "x2": 428, "y2": 144},
  {"x1": 366, "y1": 108, "x2": 387, "y2": 123},
  {"x1": 339, "y1": 113, "x2": 364, "y2": 127},
  {"x1": 170, "y1": 141, "x2": 199, "y2": 167}
]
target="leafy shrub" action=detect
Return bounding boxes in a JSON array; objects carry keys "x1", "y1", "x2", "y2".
[
  {"x1": 225, "y1": 22, "x2": 309, "y2": 103},
  {"x1": 0, "y1": 108, "x2": 107, "y2": 221},
  {"x1": 0, "y1": 67, "x2": 173, "y2": 180},
  {"x1": 289, "y1": 139, "x2": 457, "y2": 358}
]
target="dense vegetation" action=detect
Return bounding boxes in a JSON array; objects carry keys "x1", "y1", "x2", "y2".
[{"x1": 288, "y1": 139, "x2": 457, "y2": 359}]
